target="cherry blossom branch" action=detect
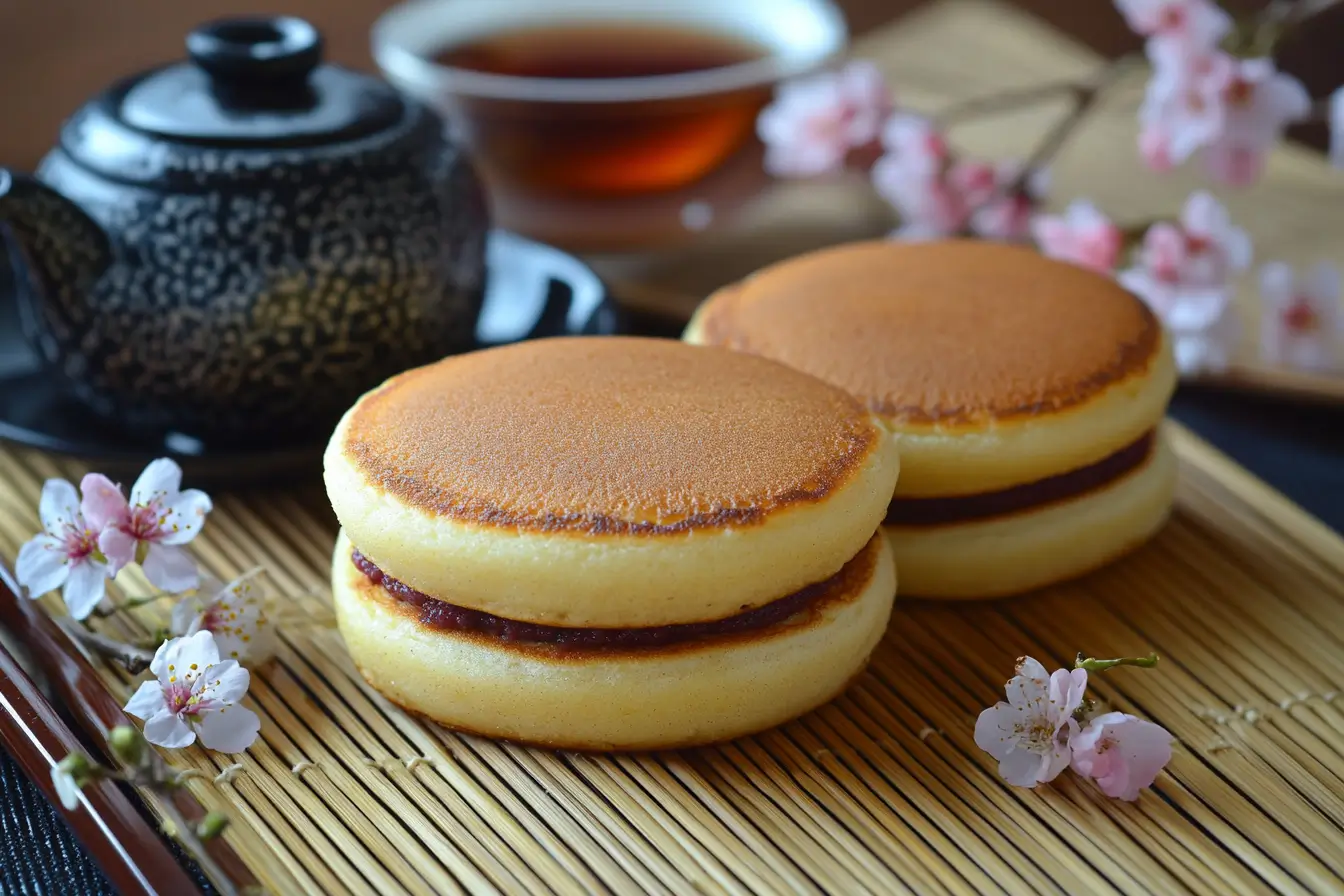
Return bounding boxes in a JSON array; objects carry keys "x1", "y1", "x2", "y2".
[
  {"x1": 56, "y1": 727, "x2": 242, "y2": 896},
  {"x1": 56, "y1": 617, "x2": 155, "y2": 673},
  {"x1": 1003, "y1": 54, "x2": 1144, "y2": 196},
  {"x1": 937, "y1": 54, "x2": 1144, "y2": 127}
]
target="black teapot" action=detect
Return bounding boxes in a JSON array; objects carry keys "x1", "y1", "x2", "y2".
[{"x1": 0, "y1": 17, "x2": 488, "y2": 444}]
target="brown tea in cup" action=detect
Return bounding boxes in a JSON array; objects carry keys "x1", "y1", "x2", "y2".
[
  {"x1": 374, "y1": 0, "x2": 847, "y2": 201},
  {"x1": 434, "y1": 23, "x2": 768, "y2": 196}
]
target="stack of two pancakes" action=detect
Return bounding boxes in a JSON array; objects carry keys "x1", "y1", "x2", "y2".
[{"x1": 326, "y1": 339, "x2": 900, "y2": 750}]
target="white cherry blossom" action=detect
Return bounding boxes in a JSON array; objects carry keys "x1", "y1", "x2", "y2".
[
  {"x1": 124, "y1": 631, "x2": 260, "y2": 753},
  {"x1": 16, "y1": 479, "x2": 113, "y2": 620},
  {"x1": 975, "y1": 657, "x2": 1088, "y2": 787},
  {"x1": 171, "y1": 572, "x2": 275, "y2": 664},
  {"x1": 1259, "y1": 261, "x2": 1342, "y2": 372},
  {"x1": 1031, "y1": 199, "x2": 1124, "y2": 272},
  {"x1": 758, "y1": 60, "x2": 893, "y2": 177}
]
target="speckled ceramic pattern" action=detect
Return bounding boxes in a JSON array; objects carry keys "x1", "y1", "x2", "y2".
[{"x1": 1, "y1": 105, "x2": 488, "y2": 443}]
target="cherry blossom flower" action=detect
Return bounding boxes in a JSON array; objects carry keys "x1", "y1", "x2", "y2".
[
  {"x1": 1119, "y1": 191, "x2": 1251, "y2": 317},
  {"x1": 873, "y1": 116, "x2": 1040, "y2": 241},
  {"x1": 1031, "y1": 199, "x2": 1124, "y2": 272},
  {"x1": 970, "y1": 164, "x2": 1050, "y2": 242},
  {"x1": 1259, "y1": 261, "x2": 1342, "y2": 372},
  {"x1": 758, "y1": 60, "x2": 893, "y2": 177},
  {"x1": 16, "y1": 479, "x2": 113, "y2": 620},
  {"x1": 172, "y1": 572, "x2": 274, "y2": 664},
  {"x1": 975, "y1": 657, "x2": 1088, "y2": 787},
  {"x1": 81, "y1": 459, "x2": 211, "y2": 593},
  {"x1": 1202, "y1": 59, "x2": 1310, "y2": 187},
  {"x1": 124, "y1": 631, "x2": 260, "y2": 753},
  {"x1": 1169, "y1": 290, "x2": 1240, "y2": 374},
  {"x1": 1139, "y1": 41, "x2": 1308, "y2": 185},
  {"x1": 1138, "y1": 43, "x2": 1234, "y2": 170},
  {"x1": 1114, "y1": 0, "x2": 1232, "y2": 48},
  {"x1": 1330, "y1": 87, "x2": 1344, "y2": 169},
  {"x1": 1071, "y1": 712, "x2": 1174, "y2": 800}
]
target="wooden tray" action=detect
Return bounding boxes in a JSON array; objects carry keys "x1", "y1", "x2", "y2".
[
  {"x1": 589, "y1": 0, "x2": 1344, "y2": 405},
  {"x1": 1, "y1": 417, "x2": 1342, "y2": 895}
]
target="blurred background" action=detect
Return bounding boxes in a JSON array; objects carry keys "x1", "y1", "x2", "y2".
[{"x1": 3, "y1": 0, "x2": 1342, "y2": 170}]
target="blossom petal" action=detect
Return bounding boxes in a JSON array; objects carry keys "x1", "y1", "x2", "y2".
[
  {"x1": 150, "y1": 630, "x2": 220, "y2": 682},
  {"x1": 61, "y1": 559, "x2": 109, "y2": 621},
  {"x1": 1049, "y1": 668, "x2": 1089, "y2": 719},
  {"x1": 141, "y1": 544, "x2": 200, "y2": 593},
  {"x1": 157, "y1": 489, "x2": 213, "y2": 545},
  {"x1": 1331, "y1": 86, "x2": 1344, "y2": 169},
  {"x1": 130, "y1": 458, "x2": 183, "y2": 507},
  {"x1": 15, "y1": 535, "x2": 70, "y2": 598},
  {"x1": 974, "y1": 704, "x2": 1017, "y2": 761},
  {"x1": 38, "y1": 479, "x2": 82, "y2": 535},
  {"x1": 1258, "y1": 261, "x2": 1295, "y2": 307},
  {"x1": 123, "y1": 679, "x2": 168, "y2": 721},
  {"x1": 997, "y1": 747, "x2": 1049, "y2": 787},
  {"x1": 1006, "y1": 657, "x2": 1050, "y2": 708},
  {"x1": 1306, "y1": 262, "x2": 1341, "y2": 311},
  {"x1": 78, "y1": 474, "x2": 127, "y2": 532},
  {"x1": 97, "y1": 527, "x2": 137, "y2": 577},
  {"x1": 170, "y1": 597, "x2": 205, "y2": 638},
  {"x1": 51, "y1": 767, "x2": 83, "y2": 811},
  {"x1": 143, "y1": 710, "x2": 196, "y2": 749},
  {"x1": 204, "y1": 660, "x2": 251, "y2": 704},
  {"x1": 194, "y1": 706, "x2": 261, "y2": 753},
  {"x1": 1073, "y1": 712, "x2": 1173, "y2": 800}
]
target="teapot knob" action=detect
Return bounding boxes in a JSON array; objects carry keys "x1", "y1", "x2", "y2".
[{"x1": 186, "y1": 17, "x2": 323, "y2": 86}]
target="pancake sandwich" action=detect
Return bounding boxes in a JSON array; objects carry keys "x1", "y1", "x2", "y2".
[
  {"x1": 685, "y1": 240, "x2": 1178, "y2": 599},
  {"x1": 324, "y1": 337, "x2": 900, "y2": 750}
]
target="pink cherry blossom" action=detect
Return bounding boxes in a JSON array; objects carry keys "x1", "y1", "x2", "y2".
[
  {"x1": 15, "y1": 479, "x2": 113, "y2": 620},
  {"x1": 975, "y1": 657, "x2": 1088, "y2": 787},
  {"x1": 1259, "y1": 261, "x2": 1342, "y2": 372},
  {"x1": 1119, "y1": 193, "x2": 1249, "y2": 374},
  {"x1": 123, "y1": 630, "x2": 260, "y2": 753},
  {"x1": 1071, "y1": 712, "x2": 1174, "y2": 800},
  {"x1": 970, "y1": 164, "x2": 1050, "y2": 242},
  {"x1": 1114, "y1": 0, "x2": 1232, "y2": 48},
  {"x1": 1201, "y1": 59, "x2": 1310, "y2": 187},
  {"x1": 1138, "y1": 42, "x2": 1235, "y2": 169},
  {"x1": 757, "y1": 60, "x2": 893, "y2": 178},
  {"x1": 1031, "y1": 200, "x2": 1124, "y2": 272},
  {"x1": 1119, "y1": 191, "x2": 1251, "y2": 316},
  {"x1": 81, "y1": 459, "x2": 211, "y2": 593}
]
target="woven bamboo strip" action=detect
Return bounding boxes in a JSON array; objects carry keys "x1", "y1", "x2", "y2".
[{"x1": 3, "y1": 418, "x2": 1344, "y2": 895}]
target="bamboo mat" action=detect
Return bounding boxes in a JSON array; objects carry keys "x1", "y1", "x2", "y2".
[
  {"x1": 1, "y1": 419, "x2": 1343, "y2": 895},
  {"x1": 592, "y1": 0, "x2": 1344, "y2": 403}
]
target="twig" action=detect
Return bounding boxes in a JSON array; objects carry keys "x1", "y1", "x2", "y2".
[
  {"x1": 1003, "y1": 54, "x2": 1143, "y2": 196},
  {"x1": 938, "y1": 53, "x2": 1143, "y2": 127},
  {"x1": 56, "y1": 618, "x2": 155, "y2": 673},
  {"x1": 153, "y1": 793, "x2": 240, "y2": 896},
  {"x1": 937, "y1": 79, "x2": 1085, "y2": 124}
]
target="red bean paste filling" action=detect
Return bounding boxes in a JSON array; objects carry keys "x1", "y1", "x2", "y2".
[
  {"x1": 352, "y1": 551, "x2": 840, "y2": 648},
  {"x1": 885, "y1": 430, "x2": 1156, "y2": 527}
]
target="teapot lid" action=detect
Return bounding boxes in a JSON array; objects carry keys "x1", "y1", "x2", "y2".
[{"x1": 115, "y1": 17, "x2": 403, "y2": 147}]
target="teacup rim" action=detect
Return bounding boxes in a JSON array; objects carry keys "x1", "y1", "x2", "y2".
[{"x1": 371, "y1": 0, "x2": 849, "y2": 104}]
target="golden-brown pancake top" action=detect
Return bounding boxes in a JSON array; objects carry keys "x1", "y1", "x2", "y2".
[
  {"x1": 697, "y1": 240, "x2": 1163, "y2": 425},
  {"x1": 341, "y1": 337, "x2": 880, "y2": 533}
]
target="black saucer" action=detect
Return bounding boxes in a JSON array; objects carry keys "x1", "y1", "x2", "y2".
[{"x1": 0, "y1": 230, "x2": 621, "y2": 486}]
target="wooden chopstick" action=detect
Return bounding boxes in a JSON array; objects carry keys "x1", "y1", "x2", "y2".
[{"x1": 0, "y1": 562, "x2": 257, "y2": 895}]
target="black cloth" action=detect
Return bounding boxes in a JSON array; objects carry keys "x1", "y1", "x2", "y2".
[{"x1": 1, "y1": 308, "x2": 1342, "y2": 891}]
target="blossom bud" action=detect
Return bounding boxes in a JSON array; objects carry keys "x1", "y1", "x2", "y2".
[
  {"x1": 108, "y1": 725, "x2": 145, "y2": 766},
  {"x1": 196, "y1": 811, "x2": 230, "y2": 841},
  {"x1": 57, "y1": 752, "x2": 95, "y2": 787}
]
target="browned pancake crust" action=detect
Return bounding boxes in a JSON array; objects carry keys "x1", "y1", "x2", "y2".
[
  {"x1": 347, "y1": 533, "x2": 883, "y2": 662},
  {"x1": 342, "y1": 337, "x2": 880, "y2": 534},
  {"x1": 699, "y1": 240, "x2": 1162, "y2": 425}
]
